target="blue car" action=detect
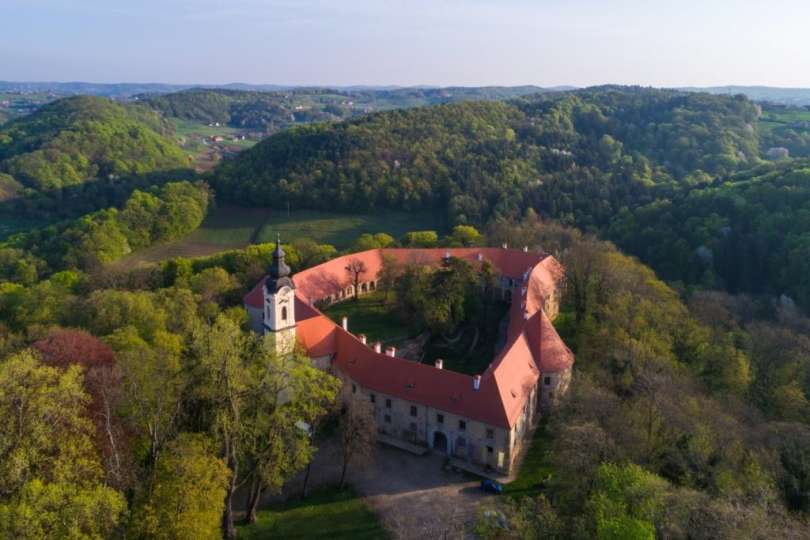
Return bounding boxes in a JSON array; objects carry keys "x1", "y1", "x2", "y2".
[{"x1": 480, "y1": 479, "x2": 503, "y2": 494}]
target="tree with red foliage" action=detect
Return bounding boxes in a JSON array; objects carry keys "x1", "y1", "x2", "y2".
[{"x1": 33, "y1": 329, "x2": 132, "y2": 489}]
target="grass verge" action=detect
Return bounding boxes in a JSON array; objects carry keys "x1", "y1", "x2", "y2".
[
  {"x1": 237, "y1": 487, "x2": 387, "y2": 540},
  {"x1": 503, "y1": 418, "x2": 555, "y2": 499}
]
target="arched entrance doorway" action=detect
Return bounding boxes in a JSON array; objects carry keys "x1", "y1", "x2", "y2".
[{"x1": 433, "y1": 431, "x2": 448, "y2": 453}]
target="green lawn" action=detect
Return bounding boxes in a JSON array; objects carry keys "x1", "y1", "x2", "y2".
[
  {"x1": 238, "y1": 487, "x2": 387, "y2": 540},
  {"x1": 256, "y1": 209, "x2": 445, "y2": 248},
  {"x1": 321, "y1": 292, "x2": 420, "y2": 344},
  {"x1": 504, "y1": 418, "x2": 554, "y2": 498}
]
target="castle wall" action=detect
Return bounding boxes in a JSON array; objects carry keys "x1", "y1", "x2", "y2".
[{"x1": 347, "y1": 381, "x2": 521, "y2": 474}]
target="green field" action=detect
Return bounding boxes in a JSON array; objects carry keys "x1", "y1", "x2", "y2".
[
  {"x1": 758, "y1": 109, "x2": 810, "y2": 134},
  {"x1": 256, "y1": 210, "x2": 445, "y2": 248},
  {"x1": 121, "y1": 206, "x2": 445, "y2": 266},
  {"x1": 238, "y1": 487, "x2": 386, "y2": 540}
]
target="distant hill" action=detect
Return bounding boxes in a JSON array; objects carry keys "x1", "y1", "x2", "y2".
[
  {"x1": 680, "y1": 85, "x2": 810, "y2": 107},
  {"x1": 138, "y1": 86, "x2": 552, "y2": 134},
  {"x1": 0, "y1": 96, "x2": 189, "y2": 192},
  {"x1": 212, "y1": 86, "x2": 761, "y2": 225}
]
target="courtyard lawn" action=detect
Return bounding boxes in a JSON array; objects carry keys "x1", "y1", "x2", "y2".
[
  {"x1": 503, "y1": 418, "x2": 554, "y2": 498},
  {"x1": 321, "y1": 292, "x2": 421, "y2": 345},
  {"x1": 238, "y1": 487, "x2": 387, "y2": 540}
]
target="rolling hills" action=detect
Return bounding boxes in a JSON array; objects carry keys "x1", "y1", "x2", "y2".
[{"x1": 0, "y1": 96, "x2": 189, "y2": 193}]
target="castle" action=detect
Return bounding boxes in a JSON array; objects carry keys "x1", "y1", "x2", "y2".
[{"x1": 244, "y1": 241, "x2": 574, "y2": 475}]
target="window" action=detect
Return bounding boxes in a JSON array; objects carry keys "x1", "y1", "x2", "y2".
[
  {"x1": 486, "y1": 428, "x2": 494, "y2": 439},
  {"x1": 436, "y1": 414, "x2": 444, "y2": 424},
  {"x1": 384, "y1": 414, "x2": 391, "y2": 423},
  {"x1": 487, "y1": 446, "x2": 494, "y2": 454},
  {"x1": 370, "y1": 394, "x2": 376, "y2": 404},
  {"x1": 458, "y1": 420, "x2": 466, "y2": 431},
  {"x1": 543, "y1": 376, "x2": 551, "y2": 386},
  {"x1": 351, "y1": 384, "x2": 356, "y2": 394},
  {"x1": 549, "y1": 391, "x2": 555, "y2": 400},
  {"x1": 410, "y1": 405, "x2": 417, "y2": 417},
  {"x1": 409, "y1": 422, "x2": 417, "y2": 432},
  {"x1": 281, "y1": 306, "x2": 288, "y2": 321},
  {"x1": 385, "y1": 398, "x2": 392, "y2": 409}
]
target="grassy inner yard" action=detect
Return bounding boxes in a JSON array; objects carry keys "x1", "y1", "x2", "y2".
[
  {"x1": 321, "y1": 292, "x2": 421, "y2": 345},
  {"x1": 322, "y1": 293, "x2": 510, "y2": 375},
  {"x1": 238, "y1": 487, "x2": 387, "y2": 540}
]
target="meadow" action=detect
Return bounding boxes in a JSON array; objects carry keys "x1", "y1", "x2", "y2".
[{"x1": 121, "y1": 205, "x2": 446, "y2": 266}]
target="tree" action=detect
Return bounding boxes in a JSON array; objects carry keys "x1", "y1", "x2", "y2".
[
  {"x1": 0, "y1": 351, "x2": 126, "y2": 538},
  {"x1": 108, "y1": 326, "x2": 186, "y2": 465},
  {"x1": 447, "y1": 225, "x2": 483, "y2": 247},
  {"x1": 377, "y1": 254, "x2": 401, "y2": 304},
  {"x1": 402, "y1": 230, "x2": 438, "y2": 248},
  {"x1": 344, "y1": 258, "x2": 368, "y2": 301},
  {"x1": 190, "y1": 315, "x2": 340, "y2": 536},
  {"x1": 33, "y1": 329, "x2": 130, "y2": 488},
  {"x1": 133, "y1": 433, "x2": 230, "y2": 540},
  {"x1": 337, "y1": 390, "x2": 377, "y2": 489},
  {"x1": 241, "y1": 341, "x2": 340, "y2": 524},
  {"x1": 587, "y1": 463, "x2": 668, "y2": 540}
]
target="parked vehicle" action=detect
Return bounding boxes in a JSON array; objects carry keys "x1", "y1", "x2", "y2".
[{"x1": 480, "y1": 479, "x2": 503, "y2": 494}]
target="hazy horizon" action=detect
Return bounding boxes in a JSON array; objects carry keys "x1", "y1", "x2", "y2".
[{"x1": 3, "y1": 0, "x2": 810, "y2": 88}]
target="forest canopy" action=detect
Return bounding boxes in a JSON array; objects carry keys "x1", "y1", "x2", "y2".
[{"x1": 0, "y1": 96, "x2": 189, "y2": 192}]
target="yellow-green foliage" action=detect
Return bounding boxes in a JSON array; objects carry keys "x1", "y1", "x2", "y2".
[
  {"x1": 134, "y1": 434, "x2": 230, "y2": 540},
  {"x1": 0, "y1": 351, "x2": 127, "y2": 539},
  {"x1": 0, "y1": 96, "x2": 188, "y2": 191}
]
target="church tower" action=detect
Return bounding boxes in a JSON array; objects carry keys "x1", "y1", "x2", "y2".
[{"x1": 263, "y1": 235, "x2": 296, "y2": 356}]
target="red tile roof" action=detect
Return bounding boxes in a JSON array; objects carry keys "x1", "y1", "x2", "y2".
[{"x1": 244, "y1": 247, "x2": 575, "y2": 428}]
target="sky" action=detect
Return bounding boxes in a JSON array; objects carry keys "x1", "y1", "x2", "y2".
[{"x1": 2, "y1": 0, "x2": 810, "y2": 88}]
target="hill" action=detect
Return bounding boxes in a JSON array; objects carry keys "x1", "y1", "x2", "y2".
[
  {"x1": 138, "y1": 86, "x2": 548, "y2": 133},
  {"x1": 608, "y1": 159, "x2": 810, "y2": 310},
  {"x1": 0, "y1": 96, "x2": 189, "y2": 192},
  {"x1": 212, "y1": 87, "x2": 761, "y2": 226},
  {"x1": 681, "y1": 85, "x2": 810, "y2": 106}
]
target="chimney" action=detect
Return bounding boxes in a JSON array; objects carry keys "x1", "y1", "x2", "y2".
[
  {"x1": 523, "y1": 246, "x2": 528, "y2": 253},
  {"x1": 341, "y1": 316, "x2": 348, "y2": 331},
  {"x1": 373, "y1": 342, "x2": 382, "y2": 354},
  {"x1": 385, "y1": 346, "x2": 396, "y2": 357},
  {"x1": 473, "y1": 375, "x2": 481, "y2": 391},
  {"x1": 358, "y1": 334, "x2": 367, "y2": 345},
  {"x1": 501, "y1": 242, "x2": 508, "y2": 249},
  {"x1": 435, "y1": 358, "x2": 443, "y2": 370}
]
